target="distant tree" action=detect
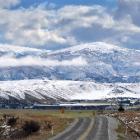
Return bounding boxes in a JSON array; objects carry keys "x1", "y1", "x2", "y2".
[{"x1": 118, "y1": 105, "x2": 125, "y2": 112}]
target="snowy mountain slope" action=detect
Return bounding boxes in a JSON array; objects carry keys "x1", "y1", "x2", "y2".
[
  {"x1": 0, "y1": 42, "x2": 139, "y2": 82},
  {"x1": 43, "y1": 42, "x2": 140, "y2": 82},
  {"x1": 49, "y1": 42, "x2": 124, "y2": 54},
  {"x1": 0, "y1": 80, "x2": 139, "y2": 102},
  {"x1": 0, "y1": 44, "x2": 45, "y2": 58}
]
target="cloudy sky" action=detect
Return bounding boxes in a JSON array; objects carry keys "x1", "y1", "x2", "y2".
[{"x1": 0, "y1": 0, "x2": 140, "y2": 50}]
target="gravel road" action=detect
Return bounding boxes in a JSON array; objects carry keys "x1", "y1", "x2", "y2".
[{"x1": 50, "y1": 116, "x2": 117, "y2": 140}]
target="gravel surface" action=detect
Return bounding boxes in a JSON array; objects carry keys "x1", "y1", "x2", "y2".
[
  {"x1": 87, "y1": 116, "x2": 109, "y2": 140},
  {"x1": 50, "y1": 118, "x2": 92, "y2": 140},
  {"x1": 107, "y1": 116, "x2": 118, "y2": 140},
  {"x1": 50, "y1": 116, "x2": 119, "y2": 140}
]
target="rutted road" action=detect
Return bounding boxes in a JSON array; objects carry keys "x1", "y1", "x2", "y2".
[
  {"x1": 87, "y1": 116, "x2": 109, "y2": 140},
  {"x1": 50, "y1": 116, "x2": 111, "y2": 140}
]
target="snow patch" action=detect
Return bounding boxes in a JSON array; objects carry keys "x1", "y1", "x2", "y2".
[{"x1": 0, "y1": 80, "x2": 139, "y2": 101}]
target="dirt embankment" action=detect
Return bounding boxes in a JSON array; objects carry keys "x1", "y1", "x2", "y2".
[{"x1": 106, "y1": 111, "x2": 140, "y2": 139}]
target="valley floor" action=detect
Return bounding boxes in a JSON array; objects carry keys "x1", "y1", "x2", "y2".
[{"x1": 0, "y1": 110, "x2": 139, "y2": 140}]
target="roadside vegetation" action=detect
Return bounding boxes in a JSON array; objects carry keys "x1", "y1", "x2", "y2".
[
  {"x1": 1, "y1": 109, "x2": 139, "y2": 140},
  {"x1": 105, "y1": 110, "x2": 140, "y2": 140},
  {"x1": 115, "y1": 123, "x2": 126, "y2": 140},
  {"x1": 0, "y1": 109, "x2": 95, "y2": 140}
]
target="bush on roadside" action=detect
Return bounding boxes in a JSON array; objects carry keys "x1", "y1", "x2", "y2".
[
  {"x1": 44, "y1": 121, "x2": 53, "y2": 130},
  {"x1": 7, "y1": 116, "x2": 18, "y2": 127},
  {"x1": 22, "y1": 120, "x2": 40, "y2": 135}
]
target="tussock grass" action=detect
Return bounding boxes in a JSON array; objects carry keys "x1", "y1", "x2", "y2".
[
  {"x1": 0, "y1": 109, "x2": 95, "y2": 140},
  {"x1": 116, "y1": 123, "x2": 126, "y2": 140}
]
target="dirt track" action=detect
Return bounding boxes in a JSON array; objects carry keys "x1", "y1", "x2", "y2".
[{"x1": 50, "y1": 116, "x2": 110, "y2": 140}]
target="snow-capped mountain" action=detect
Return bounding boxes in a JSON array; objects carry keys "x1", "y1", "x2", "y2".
[
  {"x1": 0, "y1": 44, "x2": 44, "y2": 57},
  {"x1": 0, "y1": 42, "x2": 139, "y2": 102},
  {"x1": 0, "y1": 80, "x2": 139, "y2": 102},
  {"x1": 0, "y1": 42, "x2": 139, "y2": 82},
  {"x1": 44, "y1": 42, "x2": 140, "y2": 82}
]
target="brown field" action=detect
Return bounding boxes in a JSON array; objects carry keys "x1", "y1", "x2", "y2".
[
  {"x1": 1, "y1": 109, "x2": 139, "y2": 140},
  {"x1": 0, "y1": 109, "x2": 94, "y2": 140}
]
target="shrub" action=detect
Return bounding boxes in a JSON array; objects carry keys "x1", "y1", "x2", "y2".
[
  {"x1": 22, "y1": 120, "x2": 40, "y2": 135},
  {"x1": 3, "y1": 114, "x2": 7, "y2": 120},
  {"x1": 7, "y1": 116, "x2": 18, "y2": 127},
  {"x1": 60, "y1": 108, "x2": 65, "y2": 114},
  {"x1": 118, "y1": 105, "x2": 125, "y2": 112},
  {"x1": 44, "y1": 121, "x2": 52, "y2": 130}
]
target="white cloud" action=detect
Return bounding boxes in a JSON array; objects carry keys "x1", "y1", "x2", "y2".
[
  {"x1": 0, "y1": 0, "x2": 140, "y2": 50},
  {"x1": 0, "y1": 0, "x2": 20, "y2": 8},
  {"x1": 5, "y1": 29, "x2": 67, "y2": 46},
  {"x1": 54, "y1": 4, "x2": 140, "y2": 49},
  {"x1": 117, "y1": 0, "x2": 140, "y2": 26},
  {"x1": 0, "y1": 56, "x2": 87, "y2": 67}
]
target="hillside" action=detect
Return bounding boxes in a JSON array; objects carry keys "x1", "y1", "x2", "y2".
[
  {"x1": 0, "y1": 80, "x2": 139, "y2": 103},
  {"x1": 0, "y1": 42, "x2": 139, "y2": 82}
]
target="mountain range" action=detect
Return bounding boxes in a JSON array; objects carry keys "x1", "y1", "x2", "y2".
[
  {"x1": 0, "y1": 42, "x2": 139, "y2": 83},
  {"x1": 0, "y1": 42, "x2": 140, "y2": 102}
]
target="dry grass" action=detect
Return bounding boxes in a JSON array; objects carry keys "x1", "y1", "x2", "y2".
[
  {"x1": 0, "y1": 109, "x2": 95, "y2": 118},
  {"x1": 106, "y1": 111, "x2": 140, "y2": 140},
  {"x1": 117, "y1": 111, "x2": 140, "y2": 134},
  {"x1": 116, "y1": 123, "x2": 125, "y2": 134},
  {"x1": 0, "y1": 109, "x2": 74, "y2": 140},
  {"x1": 0, "y1": 109, "x2": 95, "y2": 140}
]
